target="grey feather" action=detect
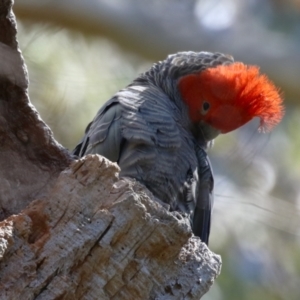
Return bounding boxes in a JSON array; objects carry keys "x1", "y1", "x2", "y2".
[{"x1": 73, "y1": 51, "x2": 232, "y2": 244}]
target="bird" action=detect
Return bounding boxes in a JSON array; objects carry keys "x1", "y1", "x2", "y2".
[{"x1": 72, "y1": 51, "x2": 284, "y2": 245}]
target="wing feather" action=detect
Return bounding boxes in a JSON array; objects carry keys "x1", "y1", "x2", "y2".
[{"x1": 73, "y1": 99, "x2": 122, "y2": 163}]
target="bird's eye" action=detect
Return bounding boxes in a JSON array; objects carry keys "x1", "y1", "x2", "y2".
[{"x1": 201, "y1": 101, "x2": 210, "y2": 115}]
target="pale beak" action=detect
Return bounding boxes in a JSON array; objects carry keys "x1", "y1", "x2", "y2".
[{"x1": 198, "y1": 122, "x2": 221, "y2": 141}]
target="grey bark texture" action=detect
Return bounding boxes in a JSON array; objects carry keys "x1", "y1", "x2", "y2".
[
  {"x1": 0, "y1": 0, "x2": 71, "y2": 220},
  {"x1": 0, "y1": 1, "x2": 222, "y2": 299}
]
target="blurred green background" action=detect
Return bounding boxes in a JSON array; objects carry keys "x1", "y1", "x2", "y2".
[{"x1": 14, "y1": 0, "x2": 300, "y2": 299}]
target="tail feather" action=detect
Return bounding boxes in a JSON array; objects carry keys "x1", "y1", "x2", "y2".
[
  {"x1": 193, "y1": 146, "x2": 214, "y2": 245},
  {"x1": 192, "y1": 206, "x2": 211, "y2": 245}
]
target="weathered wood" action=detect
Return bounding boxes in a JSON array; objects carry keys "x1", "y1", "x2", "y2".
[
  {"x1": 0, "y1": 155, "x2": 221, "y2": 299},
  {"x1": 0, "y1": 1, "x2": 221, "y2": 299},
  {"x1": 0, "y1": 0, "x2": 72, "y2": 219}
]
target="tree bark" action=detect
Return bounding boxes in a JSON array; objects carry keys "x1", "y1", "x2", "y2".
[
  {"x1": 0, "y1": 0, "x2": 71, "y2": 220},
  {"x1": 0, "y1": 1, "x2": 221, "y2": 299}
]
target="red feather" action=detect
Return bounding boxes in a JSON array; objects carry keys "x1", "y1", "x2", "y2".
[{"x1": 179, "y1": 62, "x2": 284, "y2": 132}]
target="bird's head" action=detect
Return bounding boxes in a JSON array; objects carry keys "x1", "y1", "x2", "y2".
[{"x1": 178, "y1": 61, "x2": 284, "y2": 141}]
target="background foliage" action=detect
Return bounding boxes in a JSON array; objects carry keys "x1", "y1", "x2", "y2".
[{"x1": 15, "y1": 1, "x2": 300, "y2": 299}]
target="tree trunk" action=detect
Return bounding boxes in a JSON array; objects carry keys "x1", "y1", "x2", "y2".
[{"x1": 0, "y1": 1, "x2": 221, "y2": 299}]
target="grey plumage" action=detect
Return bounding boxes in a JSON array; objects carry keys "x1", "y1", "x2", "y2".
[{"x1": 73, "y1": 51, "x2": 234, "y2": 244}]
